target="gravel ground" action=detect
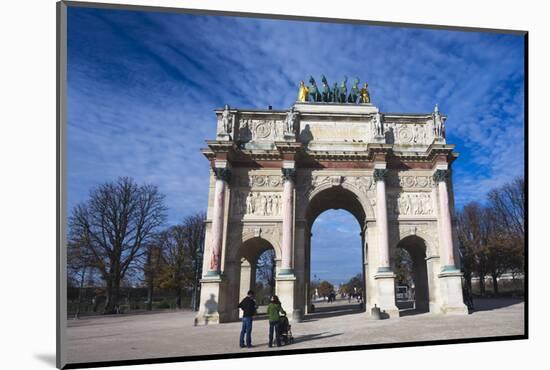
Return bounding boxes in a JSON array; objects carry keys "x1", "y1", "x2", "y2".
[{"x1": 66, "y1": 298, "x2": 524, "y2": 365}]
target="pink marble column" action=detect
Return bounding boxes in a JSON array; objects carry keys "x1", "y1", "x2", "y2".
[
  {"x1": 207, "y1": 167, "x2": 231, "y2": 275},
  {"x1": 280, "y1": 168, "x2": 296, "y2": 275},
  {"x1": 434, "y1": 169, "x2": 456, "y2": 270},
  {"x1": 374, "y1": 168, "x2": 391, "y2": 273}
]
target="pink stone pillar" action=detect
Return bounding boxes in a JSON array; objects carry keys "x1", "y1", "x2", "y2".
[
  {"x1": 434, "y1": 169, "x2": 456, "y2": 270},
  {"x1": 207, "y1": 167, "x2": 231, "y2": 275},
  {"x1": 280, "y1": 168, "x2": 296, "y2": 275},
  {"x1": 374, "y1": 168, "x2": 391, "y2": 272}
]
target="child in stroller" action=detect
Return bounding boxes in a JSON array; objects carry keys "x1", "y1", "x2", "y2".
[{"x1": 278, "y1": 313, "x2": 294, "y2": 345}]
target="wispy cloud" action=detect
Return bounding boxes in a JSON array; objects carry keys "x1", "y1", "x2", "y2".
[{"x1": 67, "y1": 7, "x2": 524, "y2": 279}]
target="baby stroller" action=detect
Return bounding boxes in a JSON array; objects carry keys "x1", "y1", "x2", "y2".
[{"x1": 278, "y1": 314, "x2": 294, "y2": 345}]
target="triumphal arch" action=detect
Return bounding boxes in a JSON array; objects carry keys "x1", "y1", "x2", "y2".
[{"x1": 197, "y1": 78, "x2": 467, "y2": 323}]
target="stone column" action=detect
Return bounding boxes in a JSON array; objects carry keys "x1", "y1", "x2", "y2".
[
  {"x1": 280, "y1": 167, "x2": 296, "y2": 275},
  {"x1": 372, "y1": 167, "x2": 398, "y2": 318},
  {"x1": 206, "y1": 167, "x2": 231, "y2": 276},
  {"x1": 276, "y1": 166, "x2": 298, "y2": 321},
  {"x1": 373, "y1": 168, "x2": 391, "y2": 272},
  {"x1": 433, "y1": 168, "x2": 468, "y2": 315},
  {"x1": 433, "y1": 169, "x2": 456, "y2": 271}
]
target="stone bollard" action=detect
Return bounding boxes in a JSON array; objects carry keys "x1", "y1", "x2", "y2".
[{"x1": 371, "y1": 304, "x2": 381, "y2": 320}]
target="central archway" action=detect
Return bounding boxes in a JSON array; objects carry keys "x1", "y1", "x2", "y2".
[{"x1": 302, "y1": 185, "x2": 368, "y2": 317}]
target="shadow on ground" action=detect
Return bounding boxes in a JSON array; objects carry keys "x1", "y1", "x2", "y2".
[
  {"x1": 471, "y1": 297, "x2": 524, "y2": 312},
  {"x1": 302, "y1": 303, "x2": 364, "y2": 321}
]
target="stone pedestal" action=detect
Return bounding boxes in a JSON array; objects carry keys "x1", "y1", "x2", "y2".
[
  {"x1": 276, "y1": 274, "x2": 299, "y2": 321},
  {"x1": 438, "y1": 270, "x2": 468, "y2": 315},
  {"x1": 284, "y1": 133, "x2": 296, "y2": 141},
  {"x1": 373, "y1": 135, "x2": 385, "y2": 143},
  {"x1": 373, "y1": 271, "x2": 399, "y2": 318},
  {"x1": 195, "y1": 276, "x2": 225, "y2": 325}
]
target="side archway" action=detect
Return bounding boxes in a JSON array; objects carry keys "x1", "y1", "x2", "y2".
[{"x1": 393, "y1": 235, "x2": 430, "y2": 314}]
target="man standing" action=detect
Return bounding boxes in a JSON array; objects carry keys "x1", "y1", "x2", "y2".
[{"x1": 238, "y1": 290, "x2": 257, "y2": 348}]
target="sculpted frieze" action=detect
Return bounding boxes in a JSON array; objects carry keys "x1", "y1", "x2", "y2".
[
  {"x1": 232, "y1": 191, "x2": 282, "y2": 217},
  {"x1": 237, "y1": 175, "x2": 283, "y2": 188},
  {"x1": 237, "y1": 119, "x2": 284, "y2": 142},
  {"x1": 383, "y1": 122, "x2": 433, "y2": 145},
  {"x1": 387, "y1": 174, "x2": 434, "y2": 189},
  {"x1": 387, "y1": 192, "x2": 434, "y2": 216}
]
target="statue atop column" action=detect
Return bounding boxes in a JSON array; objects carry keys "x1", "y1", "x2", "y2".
[
  {"x1": 297, "y1": 80, "x2": 309, "y2": 102},
  {"x1": 433, "y1": 104, "x2": 445, "y2": 139},
  {"x1": 284, "y1": 106, "x2": 299, "y2": 138},
  {"x1": 219, "y1": 104, "x2": 234, "y2": 139},
  {"x1": 373, "y1": 112, "x2": 384, "y2": 141}
]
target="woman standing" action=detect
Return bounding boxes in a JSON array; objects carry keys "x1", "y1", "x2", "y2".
[{"x1": 267, "y1": 295, "x2": 286, "y2": 347}]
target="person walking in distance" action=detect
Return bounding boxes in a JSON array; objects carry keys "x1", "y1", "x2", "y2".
[
  {"x1": 238, "y1": 290, "x2": 257, "y2": 348},
  {"x1": 267, "y1": 295, "x2": 286, "y2": 347}
]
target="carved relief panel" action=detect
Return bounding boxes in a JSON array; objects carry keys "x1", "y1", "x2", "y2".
[
  {"x1": 383, "y1": 122, "x2": 434, "y2": 145},
  {"x1": 387, "y1": 192, "x2": 434, "y2": 217},
  {"x1": 235, "y1": 174, "x2": 283, "y2": 188},
  {"x1": 237, "y1": 119, "x2": 285, "y2": 143},
  {"x1": 232, "y1": 191, "x2": 282, "y2": 218},
  {"x1": 386, "y1": 174, "x2": 434, "y2": 189}
]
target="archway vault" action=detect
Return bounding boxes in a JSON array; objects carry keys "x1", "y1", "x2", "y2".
[{"x1": 306, "y1": 185, "x2": 367, "y2": 230}]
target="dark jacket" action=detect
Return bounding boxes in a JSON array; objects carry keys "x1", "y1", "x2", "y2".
[{"x1": 238, "y1": 296, "x2": 257, "y2": 317}]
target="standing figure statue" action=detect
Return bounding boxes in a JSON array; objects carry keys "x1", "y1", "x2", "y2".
[
  {"x1": 433, "y1": 104, "x2": 445, "y2": 138},
  {"x1": 297, "y1": 80, "x2": 309, "y2": 102},
  {"x1": 285, "y1": 106, "x2": 298, "y2": 135},
  {"x1": 308, "y1": 76, "x2": 321, "y2": 102},
  {"x1": 348, "y1": 77, "x2": 360, "y2": 103},
  {"x1": 221, "y1": 104, "x2": 233, "y2": 134},
  {"x1": 373, "y1": 112, "x2": 384, "y2": 137},
  {"x1": 321, "y1": 75, "x2": 331, "y2": 102},
  {"x1": 340, "y1": 76, "x2": 348, "y2": 103},
  {"x1": 332, "y1": 82, "x2": 339, "y2": 103},
  {"x1": 360, "y1": 82, "x2": 371, "y2": 104}
]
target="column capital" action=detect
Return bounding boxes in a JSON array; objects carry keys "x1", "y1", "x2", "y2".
[
  {"x1": 373, "y1": 168, "x2": 388, "y2": 182},
  {"x1": 281, "y1": 168, "x2": 297, "y2": 183},
  {"x1": 213, "y1": 167, "x2": 232, "y2": 183},
  {"x1": 433, "y1": 169, "x2": 449, "y2": 183}
]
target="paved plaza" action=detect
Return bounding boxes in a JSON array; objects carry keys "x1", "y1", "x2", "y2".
[{"x1": 66, "y1": 298, "x2": 524, "y2": 365}]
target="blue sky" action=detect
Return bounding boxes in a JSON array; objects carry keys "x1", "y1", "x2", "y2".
[{"x1": 67, "y1": 7, "x2": 524, "y2": 284}]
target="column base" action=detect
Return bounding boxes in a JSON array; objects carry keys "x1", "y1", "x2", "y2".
[
  {"x1": 196, "y1": 275, "x2": 225, "y2": 325},
  {"x1": 438, "y1": 270, "x2": 468, "y2": 315},
  {"x1": 276, "y1": 274, "x2": 296, "y2": 321},
  {"x1": 204, "y1": 270, "x2": 222, "y2": 277},
  {"x1": 373, "y1": 270, "x2": 399, "y2": 318},
  {"x1": 277, "y1": 268, "x2": 295, "y2": 276}
]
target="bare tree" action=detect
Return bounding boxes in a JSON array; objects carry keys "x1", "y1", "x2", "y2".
[
  {"x1": 142, "y1": 241, "x2": 165, "y2": 311},
  {"x1": 67, "y1": 237, "x2": 95, "y2": 318},
  {"x1": 183, "y1": 213, "x2": 206, "y2": 311},
  {"x1": 68, "y1": 177, "x2": 167, "y2": 314},
  {"x1": 456, "y1": 202, "x2": 490, "y2": 296},
  {"x1": 488, "y1": 177, "x2": 525, "y2": 239}
]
